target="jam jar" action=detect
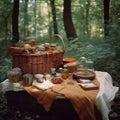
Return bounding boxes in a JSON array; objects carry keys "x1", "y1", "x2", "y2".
[{"x1": 61, "y1": 66, "x2": 69, "y2": 79}]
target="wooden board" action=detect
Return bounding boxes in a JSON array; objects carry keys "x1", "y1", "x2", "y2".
[{"x1": 73, "y1": 70, "x2": 96, "y2": 80}]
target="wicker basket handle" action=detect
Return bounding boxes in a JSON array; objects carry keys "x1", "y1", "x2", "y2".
[{"x1": 48, "y1": 34, "x2": 65, "y2": 52}]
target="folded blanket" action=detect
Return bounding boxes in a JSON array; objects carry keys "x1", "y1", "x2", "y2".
[
  {"x1": 24, "y1": 85, "x2": 57, "y2": 111},
  {"x1": 52, "y1": 80, "x2": 99, "y2": 120}
]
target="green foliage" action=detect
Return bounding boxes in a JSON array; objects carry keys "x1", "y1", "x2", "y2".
[
  {"x1": 109, "y1": 112, "x2": 120, "y2": 120},
  {"x1": 0, "y1": 93, "x2": 7, "y2": 118},
  {"x1": 0, "y1": 57, "x2": 12, "y2": 81},
  {"x1": 0, "y1": 39, "x2": 12, "y2": 81},
  {"x1": 0, "y1": 0, "x2": 12, "y2": 38}
]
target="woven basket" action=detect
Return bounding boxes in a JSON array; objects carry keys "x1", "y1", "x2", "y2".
[{"x1": 11, "y1": 34, "x2": 65, "y2": 74}]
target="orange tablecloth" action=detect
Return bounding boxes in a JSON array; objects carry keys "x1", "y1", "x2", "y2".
[{"x1": 23, "y1": 77, "x2": 99, "y2": 120}]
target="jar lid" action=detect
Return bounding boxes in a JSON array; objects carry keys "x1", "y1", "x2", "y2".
[{"x1": 63, "y1": 58, "x2": 76, "y2": 63}]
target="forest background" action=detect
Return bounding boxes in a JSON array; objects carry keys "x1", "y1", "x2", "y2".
[
  {"x1": 0, "y1": 0, "x2": 120, "y2": 119},
  {"x1": 0, "y1": 0, "x2": 120, "y2": 87}
]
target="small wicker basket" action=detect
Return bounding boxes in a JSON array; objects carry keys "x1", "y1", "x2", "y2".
[{"x1": 11, "y1": 34, "x2": 65, "y2": 74}]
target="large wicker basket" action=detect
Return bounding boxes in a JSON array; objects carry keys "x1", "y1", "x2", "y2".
[{"x1": 11, "y1": 34, "x2": 65, "y2": 74}]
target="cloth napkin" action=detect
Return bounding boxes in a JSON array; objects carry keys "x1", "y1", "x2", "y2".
[{"x1": 32, "y1": 80, "x2": 55, "y2": 90}]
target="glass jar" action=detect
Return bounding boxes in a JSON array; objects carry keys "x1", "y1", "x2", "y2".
[
  {"x1": 61, "y1": 66, "x2": 69, "y2": 79},
  {"x1": 78, "y1": 57, "x2": 87, "y2": 70},
  {"x1": 7, "y1": 67, "x2": 22, "y2": 82},
  {"x1": 86, "y1": 60, "x2": 94, "y2": 72}
]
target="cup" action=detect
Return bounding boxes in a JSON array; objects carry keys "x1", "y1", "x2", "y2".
[
  {"x1": 51, "y1": 68, "x2": 56, "y2": 76},
  {"x1": 45, "y1": 74, "x2": 51, "y2": 80},
  {"x1": 23, "y1": 74, "x2": 33, "y2": 86}
]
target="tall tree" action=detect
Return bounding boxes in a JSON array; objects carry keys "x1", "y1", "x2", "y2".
[
  {"x1": 33, "y1": 0, "x2": 37, "y2": 38},
  {"x1": 50, "y1": 0, "x2": 59, "y2": 34},
  {"x1": 103, "y1": 0, "x2": 110, "y2": 37},
  {"x1": 23, "y1": 0, "x2": 29, "y2": 37},
  {"x1": 85, "y1": 0, "x2": 91, "y2": 37},
  {"x1": 63, "y1": 0, "x2": 77, "y2": 40},
  {"x1": 12, "y1": 0, "x2": 19, "y2": 45}
]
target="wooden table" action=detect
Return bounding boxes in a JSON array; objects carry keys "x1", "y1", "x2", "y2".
[{"x1": 6, "y1": 75, "x2": 99, "y2": 120}]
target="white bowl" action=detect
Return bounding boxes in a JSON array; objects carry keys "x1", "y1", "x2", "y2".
[{"x1": 34, "y1": 74, "x2": 44, "y2": 83}]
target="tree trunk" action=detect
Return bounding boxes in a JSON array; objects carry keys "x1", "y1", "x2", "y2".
[
  {"x1": 50, "y1": 0, "x2": 59, "y2": 34},
  {"x1": 103, "y1": 0, "x2": 110, "y2": 37},
  {"x1": 12, "y1": 0, "x2": 19, "y2": 46},
  {"x1": 85, "y1": 0, "x2": 90, "y2": 37},
  {"x1": 33, "y1": 0, "x2": 37, "y2": 38},
  {"x1": 47, "y1": 1, "x2": 52, "y2": 37},
  {"x1": 24, "y1": 0, "x2": 29, "y2": 37},
  {"x1": 63, "y1": 0, "x2": 77, "y2": 40}
]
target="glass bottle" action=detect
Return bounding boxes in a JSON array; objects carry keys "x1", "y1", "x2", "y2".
[{"x1": 56, "y1": 67, "x2": 63, "y2": 77}]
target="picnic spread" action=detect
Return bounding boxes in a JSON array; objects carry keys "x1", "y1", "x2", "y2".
[{"x1": 0, "y1": 34, "x2": 119, "y2": 120}]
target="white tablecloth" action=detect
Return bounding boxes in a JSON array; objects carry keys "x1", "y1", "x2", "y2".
[
  {"x1": 95, "y1": 71, "x2": 119, "y2": 120},
  {"x1": 0, "y1": 71, "x2": 119, "y2": 120}
]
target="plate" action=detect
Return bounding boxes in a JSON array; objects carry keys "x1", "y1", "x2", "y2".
[
  {"x1": 51, "y1": 77, "x2": 63, "y2": 84},
  {"x1": 79, "y1": 82, "x2": 98, "y2": 90},
  {"x1": 73, "y1": 70, "x2": 95, "y2": 80}
]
